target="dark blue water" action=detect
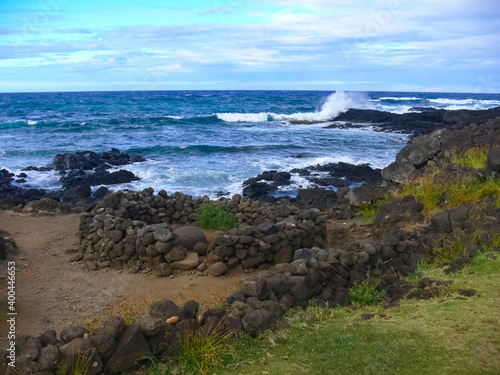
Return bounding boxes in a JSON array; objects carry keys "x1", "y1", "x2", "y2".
[{"x1": 1, "y1": 90, "x2": 499, "y2": 197}]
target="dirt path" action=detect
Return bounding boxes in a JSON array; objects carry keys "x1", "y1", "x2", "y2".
[{"x1": 0, "y1": 211, "x2": 241, "y2": 346}]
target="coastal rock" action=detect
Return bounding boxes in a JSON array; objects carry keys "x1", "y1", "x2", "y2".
[
  {"x1": 53, "y1": 151, "x2": 101, "y2": 171},
  {"x1": 346, "y1": 184, "x2": 385, "y2": 206},
  {"x1": 62, "y1": 184, "x2": 92, "y2": 202},
  {"x1": 296, "y1": 188, "x2": 337, "y2": 209}
]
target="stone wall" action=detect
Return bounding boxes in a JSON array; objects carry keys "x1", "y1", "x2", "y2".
[
  {"x1": 77, "y1": 189, "x2": 325, "y2": 273},
  {"x1": 5, "y1": 236, "x2": 426, "y2": 374}
]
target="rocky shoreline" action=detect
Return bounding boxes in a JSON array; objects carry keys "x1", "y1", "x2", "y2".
[{"x1": 2, "y1": 106, "x2": 500, "y2": 374}]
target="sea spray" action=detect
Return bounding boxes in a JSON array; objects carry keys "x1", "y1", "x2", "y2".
[{"x1": 216, "y1": 91, "x2": 359, "y2": 123}]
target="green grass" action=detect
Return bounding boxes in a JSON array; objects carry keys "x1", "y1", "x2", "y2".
[
  {"x1": 141, "y1": 329, "x2": 230, "y2": 375},
  {"x1": 449, "y1": 146, "x2": 489, "y2": 169},
  {"x1": 357, "y1": 203, "x2": 379, "y2": 224},
  {"x1": 396, "y1": 172, "x2": 500, "y2": 215},
  {"x1": 393, "y1": 146, "x2": 500, "y2": 215},
  {"x1": 357, "y1": 195, "x2": 393, "y2": 224},
  {"x1": 213, "y1": 251, "x2": 500, "y2": 375},
  {"x1": 349, "y1": 280, "x2": 386, "y2": 305},
  {"x1": 197, "y1": 204, "x2": 238, "y2": 231}
]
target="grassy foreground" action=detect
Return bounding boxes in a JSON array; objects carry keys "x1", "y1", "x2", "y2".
[{"x1": 210, "y1": 252, "x2": 500, "y2": 375}]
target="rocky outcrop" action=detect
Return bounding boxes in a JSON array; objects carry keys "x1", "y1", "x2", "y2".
[
  {"x1": 331, "y1": 106, "x2": 500, "y2": 135},
  {"x1": 52, "y1": 148, "x2": 145, "y2": 172},
  {"x1": 382, "y1": 117, "x2": 500, "y2": 185}
]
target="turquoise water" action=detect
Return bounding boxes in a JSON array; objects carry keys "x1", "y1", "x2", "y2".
[{"x1": 1, "y1": 90, "x2": 499, "y2": 197}]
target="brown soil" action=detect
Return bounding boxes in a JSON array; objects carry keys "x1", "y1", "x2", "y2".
[{"x1": 0, "y1": 210, "x2": 241, "y2": 346}]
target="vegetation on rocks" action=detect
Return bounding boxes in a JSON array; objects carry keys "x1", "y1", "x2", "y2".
[
  {"x1": 395, "y1": 147, "x2": 500, "y2": 215},
  {"x1": 211, "y1": 250, "x2": 500, "y2": 375},
  {"x1": 197, "y1": 204, "x2": 238, "y2": 231}
]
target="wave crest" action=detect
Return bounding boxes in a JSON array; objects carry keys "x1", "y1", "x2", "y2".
[{"x1": 216, "y1": 91, "x2": 354, "y2": 123}]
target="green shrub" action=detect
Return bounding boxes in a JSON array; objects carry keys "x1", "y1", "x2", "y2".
[
  {"x1": 349, "y1": 280, "x2": 386, "y2": 305},
  {"x1": 198, "y1": 204, "x2": 238, "y2": 231}
]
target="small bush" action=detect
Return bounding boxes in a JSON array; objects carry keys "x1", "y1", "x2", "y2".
[
  {"x1": 198, "y1": 204, "x2": 238, "y2": 231},
  {"x1": 349, "y1": 280, "x2": 386, "y2": 305}
]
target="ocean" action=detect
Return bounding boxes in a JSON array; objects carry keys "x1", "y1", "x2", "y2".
[{"x1": 1, "y1": 90, "x2": 500, "y2": 198}]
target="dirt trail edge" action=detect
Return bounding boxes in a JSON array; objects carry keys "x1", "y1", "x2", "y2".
[{"x1": 0, "y1": 211, "x2": 240, "y2": 346}]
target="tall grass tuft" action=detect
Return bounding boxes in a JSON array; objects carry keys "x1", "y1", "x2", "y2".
[
  {"x1": 198, "y1": 204, "x2": 238, "y2": 231},
  {"x1": 449, "y1": 146, "x2": 489, "y2": 169},
  {"x1": 396, "y1": 171, "x2": 500, "y2": 215},
  {"x1": 175, "y1": 330, "x2": 230, "y2": 375}
]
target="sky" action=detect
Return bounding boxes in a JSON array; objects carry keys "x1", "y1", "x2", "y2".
[{"x1": 0, "y1": 0, "x2": 499, "y2": 93}]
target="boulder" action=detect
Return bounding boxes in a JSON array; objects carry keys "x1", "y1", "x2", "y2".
[
  {"x1": 37, "y1": 345, "x2": 59, "y2": 373},
  {"x1": 134, "y1": 315, "x2": 169, "y2": 338},
  {"x1": 93, "y1": 316, "x2": 127, "y2": 339},
  {"x1": 170, "y1": 252, "x2": 200, "y2": 270},
  {"x1": 63, "y1": 184, "x2": 92, "y2": 202},
  {"x1": 59, "y1": 338, "x2": 103, "y2": 375},
  {"x1": 154, "y1": 263, "x2": 173, "y2": 277},
  {"x1": 193, "y1": 242, "x2": 208, "y2": 255},
  {"x1": 296, "y1": 188, "x2": 337, "y2": 209},
  {"x1": 90, "y1": 335, "x2": 116, "y2": 360},
  {"x1": 239, "y1": 276, "x2": 270, "y2": 300},
  {"x1": 487, "y1": 146, "x2": 500, "y2": 172},
  {"x1": 173, "y1": 226, "x2": 207, "y2": 251},
  {"x1": 164, "y1": 246, "x2": 187, "y2": 263},
  {"x1": 91, "y1": 169, "x2": 137, "y2": 186},
  {"x1": 346, "y1": 184, "x2": 385, "y2": 206},
  {"x1": 208, "y1": 262, "x2": 228, "y2": 277},
  {"x1": 150, "y1": 300, "x2": 186, "y2": 321},
  {"x1": 242, "y1": 309, "x2": 274, "y2": 337},
  {"x1": 60, "y1": 325, "x2": 89, "y2": 344},
  {"x1": 106, "y1": 323, "x2": 151, "y2": 374},
  {"x1": 16, "y1": 334, "x2": 41, "y2": 361},
  {"x1": 293, "y1": 248, "x2": 318, "y2": 262}
]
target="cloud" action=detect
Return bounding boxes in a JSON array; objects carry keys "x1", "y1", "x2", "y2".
[{"x1": 199, "y1": 7, "x2": 234, "y2": 16}]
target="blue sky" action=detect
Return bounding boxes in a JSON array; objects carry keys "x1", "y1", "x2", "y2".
[{"x1": 0, "y1": 0, "x2": 499, "y2": 92}]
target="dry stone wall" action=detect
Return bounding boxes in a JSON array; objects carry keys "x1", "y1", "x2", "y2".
[{"x1": 77, "y1": 189, "x2": 325, "y2": 273}]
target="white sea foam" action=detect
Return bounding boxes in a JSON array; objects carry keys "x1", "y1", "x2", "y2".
[
  {"x1": 27, "y1": 120, "x2": 38, "y2": 125},
  {"x1": 378, "y1": 97, "x2": 421, "y2": 101},
  {"x1": 217, "y1": 91, "x2": 355, "y2": 123}
]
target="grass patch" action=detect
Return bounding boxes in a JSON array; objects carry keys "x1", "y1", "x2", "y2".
[
  {"x1": 396, "y1": 172, "x2": 500, "y2": 215},
  {"x1": 357, "y1": 203, "x2": 379, "y2": 224},
  {"x1": 213, "y1": 251, "x2": 500, "y2": 375},
  {"x1": 197, "y1": 204, "x2": 238, "y2": 231},
  {"x1": 356, "y1": 195, "x2": 393, "y2": 224},
  {"x1": 449, "y1": 146, "x2": 489, "y2": 169},
  {"x1": 349, "y1": 280, "x2": 386, "y2": 305},
  {"x1": 55, "y1": 349, "x2": 96, "y2": 375},
  {"x1": 174, "y1": 330, "x2": 230, "y2": 375}
]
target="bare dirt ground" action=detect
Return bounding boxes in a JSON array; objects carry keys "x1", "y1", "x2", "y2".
[{"x1": 0, "y1": 210, "x2": 241, "y2": 346}]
